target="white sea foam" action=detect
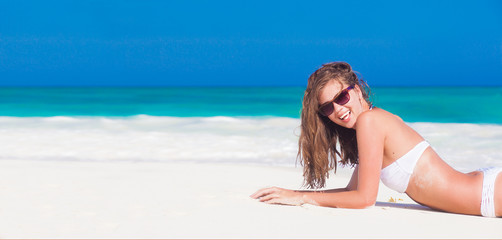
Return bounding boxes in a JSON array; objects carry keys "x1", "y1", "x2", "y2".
[
  {"x1": 408, "y1": 122, "x2": 502, "y2": 171},
  {"x1": 0, "y1": 116, "x2": 300, "y2": 166},
  {"x1": 0, "y1": 116, "x2": 501, "y2": 171}
]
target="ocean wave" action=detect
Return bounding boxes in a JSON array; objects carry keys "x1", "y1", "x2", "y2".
[
  {"x1": 0, "y1": 116, "x2": 300, "y2": 166},
  {"x1": 0, "y1": 116, "x2": 500, "y2": 171}
]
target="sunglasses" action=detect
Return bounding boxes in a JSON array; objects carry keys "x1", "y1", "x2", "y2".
[{"x1": 318, "y1": 85, "x2": 354, "y2": 117}]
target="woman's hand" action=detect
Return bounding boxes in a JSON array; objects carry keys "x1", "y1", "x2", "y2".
[{"x1": 250, "y1": 187, "x2": 305, "y2": 206}]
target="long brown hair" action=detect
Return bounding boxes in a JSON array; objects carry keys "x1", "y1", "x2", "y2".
[{"x1": 298, "y1": 62, "x2": 371, "y2": 189}]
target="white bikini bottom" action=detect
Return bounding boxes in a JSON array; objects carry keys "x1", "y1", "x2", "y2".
[{"x1": 478, "y1": 167, "x2": 502, "y2": 217}]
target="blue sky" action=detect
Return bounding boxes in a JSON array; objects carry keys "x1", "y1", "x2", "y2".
[{"x1": 0, "y1": 0, "x2": 501, "y2": 87}]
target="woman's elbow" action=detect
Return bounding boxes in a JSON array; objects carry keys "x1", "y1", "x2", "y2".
[
  {"x1": 357, "y1": 194, "x2": 377, "y2": 208},
  {"x1": 362, "y1": 197, "x2": 376, "y2": 208}
]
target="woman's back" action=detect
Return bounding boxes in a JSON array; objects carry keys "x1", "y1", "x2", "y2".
[
  {"x1": 408, "y1": 145, "x2": 483, "y2": 215},
  {"x1": 376, "y1": 108, "x2": 484, "y2": 215}
]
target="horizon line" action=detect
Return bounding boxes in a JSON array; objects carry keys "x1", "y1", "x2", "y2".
[{"x1": 0, "y1": 84, "x2": 501, "y2": 88}]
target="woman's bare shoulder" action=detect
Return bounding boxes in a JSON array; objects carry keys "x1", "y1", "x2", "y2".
[
  {"x1": 359, "y1": 107, "x2": 400, "y2": 121},
  {"x1": 356, "y1": 107, "x2": 403, "y2": 131}
]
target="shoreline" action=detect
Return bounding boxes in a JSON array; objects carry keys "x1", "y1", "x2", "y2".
[{"x1": 0, "y1": 159, "x2": 500, "y2": 238}]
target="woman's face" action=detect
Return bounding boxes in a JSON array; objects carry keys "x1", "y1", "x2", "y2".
[{"x1": 318, "y1": 80, "x2": 365, "y2": 129}]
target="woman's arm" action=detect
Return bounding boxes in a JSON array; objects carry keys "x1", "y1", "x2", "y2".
[
  {"x1": 251, "y1": 111, "x2": 385, "y2": 209},
  {"x1": 303, "y1": 165, "x2": 359, "y2": 193},
  {"x1": 250, "y1": 165, "x2": 358, "y2": 205}
]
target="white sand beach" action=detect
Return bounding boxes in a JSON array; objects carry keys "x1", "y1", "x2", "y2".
[{"x1": 0, "y1": 158, "x2": 500, "y2": 239}]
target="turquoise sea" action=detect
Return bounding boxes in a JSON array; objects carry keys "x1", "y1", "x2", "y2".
[
  {"x1": 0, "y1": 86, "x2": 501, "y2": 124},
  {"x1": 0, "y1": 86, "x2": 501, "y2": 170}
]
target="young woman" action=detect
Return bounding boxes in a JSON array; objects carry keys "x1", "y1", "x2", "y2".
[{"x1": 251, "y1": 62, "x2": 501, "y2": 217}]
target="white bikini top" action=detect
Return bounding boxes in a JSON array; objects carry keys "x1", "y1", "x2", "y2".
[{"x1": 380, "y1": 141, "x2": 430, "y2": 193}]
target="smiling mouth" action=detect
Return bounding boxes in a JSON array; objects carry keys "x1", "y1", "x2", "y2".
[{"x1": 339, "y1": 111, "x2": 351, "y2": 120}]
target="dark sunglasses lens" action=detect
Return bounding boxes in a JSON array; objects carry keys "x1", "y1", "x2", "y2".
[
  {"x1": 320, "y1": 104, "x2": 333, "y2": 116},
  {"x1": 334, "y1": 90, "x2": 350, "y2": 105}
]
